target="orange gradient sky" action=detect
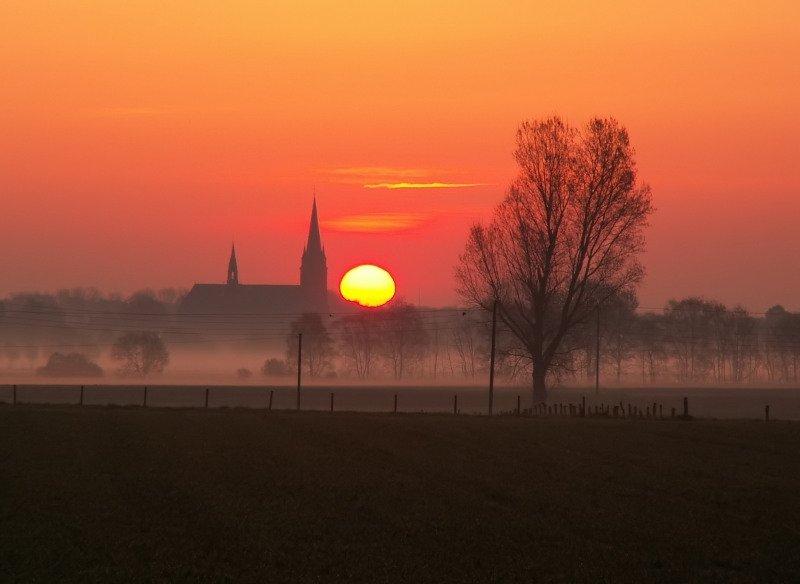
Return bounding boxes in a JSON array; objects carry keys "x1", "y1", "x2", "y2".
[{"x1": 1, "y1": 1, "x2": 799, "y2": 310}]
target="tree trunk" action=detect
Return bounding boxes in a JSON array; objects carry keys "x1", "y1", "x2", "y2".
[{"x1": 532, "y1": 365, "x2": 547, "y2": 404}]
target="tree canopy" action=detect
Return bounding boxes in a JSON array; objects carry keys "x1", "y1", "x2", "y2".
[
  {"x1": 456, "y1": 116, "x2": 653, "y2": 401},
  {"x1": 110, "y1": 331, "x2": 169, "y2": 377}
]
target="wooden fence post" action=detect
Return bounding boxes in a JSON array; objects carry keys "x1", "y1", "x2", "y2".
[
  {"x1": 453, "y1": 394, "x2": 458, "y2": 415},
  {"x1": 393, "y1": 394, "x2": 398, "y2": 414},
  {"x1": 80, "y1": 385, "x2": 84, "y2": 406},
  {"x1": 205, "y1": 388, "x2": 209, "y2": 409},
  {"x1": 683, "y1": 397, "x2": 689, "y2": 418},
  {"x1": 143, "y1": 386, "x2": 148, "y2": 408},
  {"x1": 671, "y1": 407, "x2": 676, "y2": 418},
  {"x1": 765, "y1": 405, "x2": 770, "y2": 423},
  {"x1": 516, "y1": 395, "x2": 521, "y2": 416},
  {"x1": 13, "y1": 384, "x2": 16, "y2": 405},
  {"x1": 269, "y1": 390, "x2": 274, "y2": 411},
  {"x1": 330, "y1": 392, "x2": 334, "y2": 413}
]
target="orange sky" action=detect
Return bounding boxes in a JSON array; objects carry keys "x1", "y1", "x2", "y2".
[{"x1": 1, "y1": 1, "x2": 799, "y2": 310}]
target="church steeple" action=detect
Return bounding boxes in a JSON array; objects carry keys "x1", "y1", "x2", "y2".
[
  {"x1": 300, "y1": 197, "x2": 328, "y2": 312},
  {"x1": 227, "y1": 243, "x2": 239, "y2": 285},
  {"x1": 305, "y1": 196, "x2": 323, "y2": 254}
]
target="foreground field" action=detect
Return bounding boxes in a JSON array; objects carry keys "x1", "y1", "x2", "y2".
[{"x1": 1, "y1": 407, "x2": 799, "y2": 583}]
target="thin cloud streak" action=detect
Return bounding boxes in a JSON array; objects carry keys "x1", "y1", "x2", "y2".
[
  {"x1": 363, "y1": 182, "x2": 486, "y2": 189},
  {"x1": 323, "y1": 213, "x2": 429, "y2": 233}
]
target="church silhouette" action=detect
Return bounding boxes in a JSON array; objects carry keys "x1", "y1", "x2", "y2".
[{"x1": 179, "y1": 199, "x2": 329, "y2": 315}]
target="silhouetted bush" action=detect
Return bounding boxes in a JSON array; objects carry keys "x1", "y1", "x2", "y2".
[
  {"x1": 236, "y1": 367, "x2": 253, "y2": 380},
  {"x1": 262, "y1": 358, "x2": 289, "y2": 377},
  {"x1": 110, "y1": 331, "x2": 169, "y2": 377},
  {"x1": 37, "y1": 352, "x2": 103, "y2": 377}
]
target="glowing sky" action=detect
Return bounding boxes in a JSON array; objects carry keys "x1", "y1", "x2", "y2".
[{"x1": 1, "y1": 1, "x2": 799, "y2": 310}]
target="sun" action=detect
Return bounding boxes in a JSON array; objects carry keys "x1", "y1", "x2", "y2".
[{"x1": 339, "y1": 264, "x2": 396, "y2": 308}]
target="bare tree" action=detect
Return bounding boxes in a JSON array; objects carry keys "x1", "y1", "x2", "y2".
[
  {"x1": 601, "y1": 290, "x2": 639, "y2": 382},
  {"x1": 726, "y1": 307, "x2": 760, "y2": 383},
  {"x1": 761, "y1": 306, "x2": 800, "y2": 383},
  {"x1": 456, "y1": 116, "x2": 653, "y2": 401},
  {"x1": 634, "y1": 312, "x2": 667, "y2": 383},
  {"x1": 286, "y1": 313, "x2": 335, "y2": 379},
  {"x1": 377, "y1": 301, "x2": 429, "y2": 379},
  {"x1": 450, "y1": 311, "x2": 488, "y2": 379},
  {"x1": 336, "y1": 312, "x2": 379, "y2": 379},
  {"x1": 111, "y1": 331, "x2": 169, "y2": 377},
  {"x1": 663, "y1": 298, "x2": 717, "y2": 383}
]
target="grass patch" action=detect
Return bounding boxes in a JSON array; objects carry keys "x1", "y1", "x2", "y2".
[{"x1": 1, "y1": 405, "x2": 799, "y2": 582}]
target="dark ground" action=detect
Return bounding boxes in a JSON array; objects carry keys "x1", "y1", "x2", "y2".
[{"x1": 1, "y1": 406, "x2": 799, "y2": 583}]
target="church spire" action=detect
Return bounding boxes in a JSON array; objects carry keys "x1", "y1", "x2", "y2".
[
  {"x1": 227, "y1": 243, "x2": 239, "y2": 285},
  {"x1": 305, "y1": 196, "x2": 323, "y2": 253},
  {"x1": 300, "y1": 197, "x2": 328, "y2": 312}
]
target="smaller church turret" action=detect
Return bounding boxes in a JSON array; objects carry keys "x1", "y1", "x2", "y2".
[
  {"x1": 227, "y1": 244, "x2": 239, "y2": 285},
  {"x1": 300, "y1": 198, "x2": 328, "y2": 312}
]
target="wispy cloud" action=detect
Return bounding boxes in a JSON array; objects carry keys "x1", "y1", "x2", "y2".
[
  {"x1": 364, "y1": 182, "x2": 485, "y2": 189},
  {"x1": 323, "y1": 213, "x2": 429, "y2": 233},
  {"x1": 319, "y1": 166, "x2": 487, "y2": 190}
]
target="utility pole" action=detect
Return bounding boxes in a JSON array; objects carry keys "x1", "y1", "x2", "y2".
[
  {"x1": 296, "y1": 333, "x2": 303, "y2": 411},
  {"x1": 595, "y1": 305, "x2": 601, "y2": 395},
  {"x1": 488, "y1": 300, "x2": 498, "y2": 416}
]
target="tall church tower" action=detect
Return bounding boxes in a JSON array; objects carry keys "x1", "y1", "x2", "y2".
[
  {"x1": 227, "y1": 244, "x2": 239, "y2": 285},
  {"x1": 300, "y1": 198, "x2": 328, "y2": 312}
]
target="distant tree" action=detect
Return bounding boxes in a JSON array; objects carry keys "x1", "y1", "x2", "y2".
[
  {"x1": 635, "y1": 312, "x2": 668, "y2": 383},
  {"x1": 110, "y1": 331, "x2": 169, "y2": 377},
  {"x1": 663, "y1": 297, "x2": 719, "y2": 383},
  {"x1": 157, "y1": 288, "x2": 178, "y2": 304},
  {"x1": 761, "y1": 306, "x2": 800, "y2": 383},
  {"x1": 285, "y1": 313, "x2": 336, "y2": 378},
  {"x1": 567, "y1": 288, "x2": 638, "y2": 383},
  {"x1": 376, "y1": 301, "x2": 429, "y2": 379},
  {"x1": 602, "y1": 291, "x2": 640, "y2": 382},
  {"x1": 37, "y1": 352, "x2": 103, "y2": 377},
  {"x1": 262, "y1": 358, "x2": 289, "y2": 377},
  {"x1": 456, "y1": 116, "x2": 653, "y2": 401},
  {"x1": 725, "y1": 307, "x2": 760, "y2": 383},
  {"x1": 236, "y1": 367, "x2": 253, "y2": 380},
  {"x1": 336, "y1": 311, "x2": 379, "y2": 379},
  {"x1": 450, "y1": 311, "x2": 488, "y2": 379},
  {"x1": 126, "y1": 289, "x2": 167, "y2": 316}
]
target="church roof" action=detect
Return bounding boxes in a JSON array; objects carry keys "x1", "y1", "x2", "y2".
[{"x1": 179, "y1": 283, "x2": 303, "y2": 315}]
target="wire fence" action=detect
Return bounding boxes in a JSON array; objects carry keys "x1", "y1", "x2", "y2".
[{"x1": 2, "y1": 383, "x2": 796, "y2": 421}]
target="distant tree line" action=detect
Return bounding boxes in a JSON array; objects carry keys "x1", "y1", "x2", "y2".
[
  {"x1": 263, "y1": 295, "x2": 800, "y2": 386},
  {"x1": 0, "y1": 287, "x2": 179, "y2": 378},
  {"x1": 3, "y1": 286, "x2": 800, "y2": 386}
]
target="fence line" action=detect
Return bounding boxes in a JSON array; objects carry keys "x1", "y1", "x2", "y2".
[{"x1": 0, "y1": 384, "x2": 782, "y2": 422}]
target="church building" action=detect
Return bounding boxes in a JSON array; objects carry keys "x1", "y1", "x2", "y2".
[{"x1": 179, "y1": 199, "x2": 329, "y2": 315}]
